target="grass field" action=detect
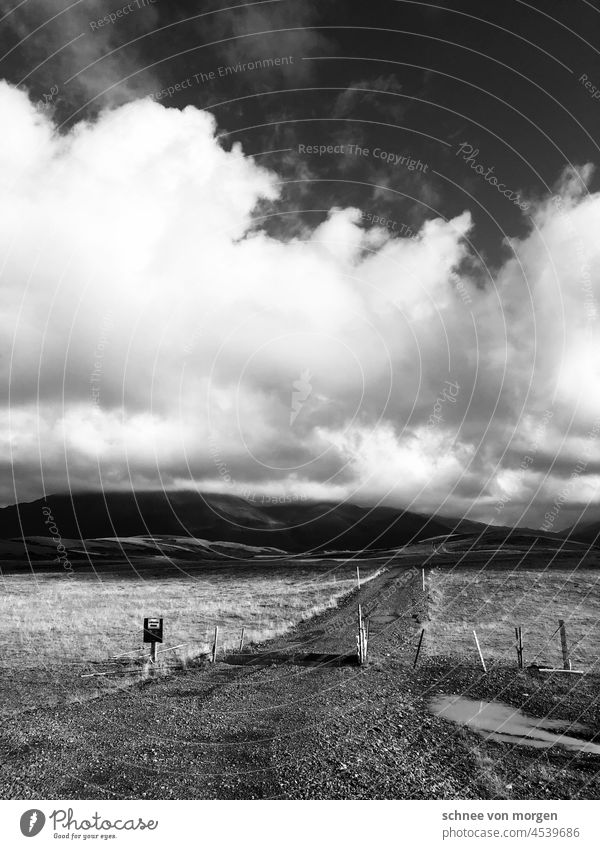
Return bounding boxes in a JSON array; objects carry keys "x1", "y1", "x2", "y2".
[
  {"x1": 4, "y1": 546, "x2": 600, "y2": 718},
  {"x1": 426, "y1": 566, "x2": 600, "y2": 671},
  {"x1": 0, "y1": 558, "x2": 382, "y2": 715}
]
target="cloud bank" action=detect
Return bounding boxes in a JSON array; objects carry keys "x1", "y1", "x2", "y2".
[{"x1": 1, "y1": 81, "x2": 599, "y2": 528}]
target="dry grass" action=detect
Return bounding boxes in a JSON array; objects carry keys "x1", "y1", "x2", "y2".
[
  {"x1": 425, "y1": 567, "x2": 600, "y2": 671},
  {"x1": 0, "y1": 558, "x2": 382, "y2": 713}
]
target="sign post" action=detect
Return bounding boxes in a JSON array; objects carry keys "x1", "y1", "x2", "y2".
[{"x1": 143, "y1": 617, "x2": 163, "y2": 663}]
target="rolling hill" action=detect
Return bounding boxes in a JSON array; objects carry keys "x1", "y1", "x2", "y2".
[
  {"x1": 0, "y1": 490, "x2": 459, "y2": 553},
  {"x1": 562, "y1": 518, "x2": 600, "y2": 545}
]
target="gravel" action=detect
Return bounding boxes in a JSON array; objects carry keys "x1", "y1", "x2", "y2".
[{"x1": 1, "y1": 562, "x2": 599, "y2": 799}]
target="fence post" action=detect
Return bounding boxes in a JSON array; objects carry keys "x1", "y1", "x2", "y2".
[
  {"x1": 413, "y1": 628, "x2": 425, "y2": 668},
  {"x1": 473, "y1": 629, "x2": 487, "y2": 672},
  {"x1": 212, "y1": 626, "x2": 219, "y2": 663},
  {"x1": 518, "y1": 625, "x2": 523, "y2": 668},
  {"x1": 558, "y1": 619, "x2": 571, "y2": 670},
  {"x1": 515, "y1": 625, "x2": 523, "y2": 668},
  {"x1": 239, "y1": 627, "x2": 245, "y2": 652},
  {"x1": 357, "y1": 604, "x2": 368, "y2": 665},
  {"x1": 356, "y1": 565, "x2": 361, "y2": 591},
  {"x1": 358, "y1": 604, "x2": 363, "y2": 664}
]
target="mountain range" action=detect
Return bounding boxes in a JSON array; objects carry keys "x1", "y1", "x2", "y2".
[
  {"x1": 0, "y1": 490, "x2": 595, "y2": 553},
  {"x1": 0, "y1": 490, "x2": 480, "y2": 553}
]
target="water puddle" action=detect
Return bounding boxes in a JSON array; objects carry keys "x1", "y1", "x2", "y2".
[{"x1": 430, "y1": 695, "x2": 600, "y2": 755}]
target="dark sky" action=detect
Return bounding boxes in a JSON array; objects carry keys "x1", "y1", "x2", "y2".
[{"x1": 3, "y1": 0, "x2": 600, "y2": 265}]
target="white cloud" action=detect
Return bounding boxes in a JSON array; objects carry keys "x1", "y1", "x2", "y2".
[{"x1": 1, "y1": 81, "x2": 600, "y2": 529}]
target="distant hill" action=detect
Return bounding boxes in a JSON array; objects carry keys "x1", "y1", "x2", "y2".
[
  {"x1": 434, "y1": 516, "x2": 492, "y2": 535},
  {"x1": 561, "y1": 518, "x2": 600, "y2": 545},
  {"x1": 0, "y1": 490, "x2": 461, "y2": 553}
]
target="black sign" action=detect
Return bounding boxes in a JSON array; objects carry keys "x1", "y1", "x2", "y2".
[{"x1": 143, "y1": 617, "x2": 163, "y2": 643}]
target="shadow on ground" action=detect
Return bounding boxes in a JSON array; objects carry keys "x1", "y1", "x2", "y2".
[{"x1": 222, "y1": 651, "x2": 358, "y2": 668}]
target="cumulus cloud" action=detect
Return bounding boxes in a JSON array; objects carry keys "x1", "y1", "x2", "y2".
[{"x1": 1, "y1": 81, "x2": 600, "y2": 529}]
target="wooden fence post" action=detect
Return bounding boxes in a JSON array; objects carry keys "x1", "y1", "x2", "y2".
[
  {"x1": 558, "y1": 619, "x2": 571, "y2": 670},
  {"x1": 413, "y1": 628, "x2": 425, "y2": 668},
  {"x1": 357, "y1": 604, "x2": 368, "y2": 664},
  {"x1": 473, "y1": 629, "x2": 487, "y2": 672},
  {"x1": 212, "y1": 626, "x2": 219, "y2": 663},
  {"x1": 358, "y1": 604, "x2": 363, "y2": 664},
  {"x1": 356, "y1": 565, "x2": 361, "y2": 591},
  {"x1": 239, "y1": 627, "x2": 245, "y2": 652},
  {"x1": 422, "y1": 568, "x2": 425, "y2": 591},
  {"x1": 515, "y1": 625, "x2": 523, "y2": 668},
  {"x1": 518, "y1": 625, "x2": 523, "y2": 668}
]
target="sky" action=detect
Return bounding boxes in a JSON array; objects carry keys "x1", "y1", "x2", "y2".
[{"x1": 0, "y1": 0, "x2": 600, "y2": 529}]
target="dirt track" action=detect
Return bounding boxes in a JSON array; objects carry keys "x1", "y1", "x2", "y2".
[{"x1": 2, "y1": 562, "x2": 600, "y2": 800}]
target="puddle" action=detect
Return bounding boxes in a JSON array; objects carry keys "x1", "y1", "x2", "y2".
[{"x1": 430, "y1": 695, "x2": 600, "y2": 755}]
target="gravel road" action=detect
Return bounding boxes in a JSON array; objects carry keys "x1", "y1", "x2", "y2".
[{"x1": 2, "y1": 562, "x2": 599, "y2": 799}]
